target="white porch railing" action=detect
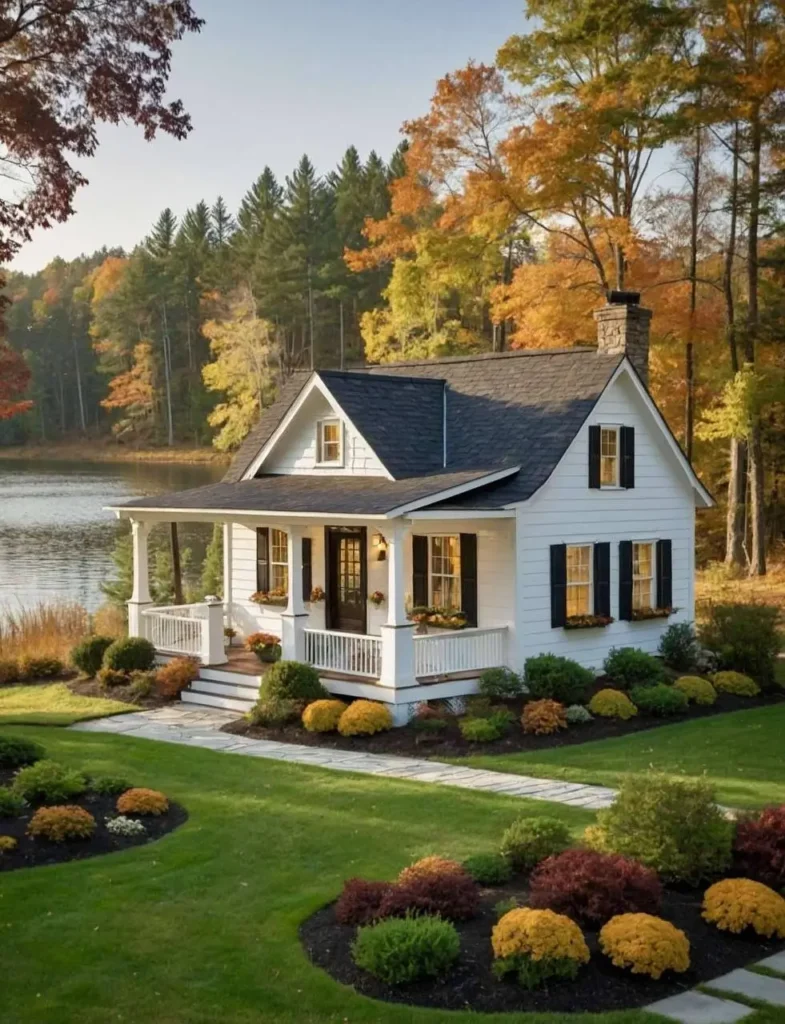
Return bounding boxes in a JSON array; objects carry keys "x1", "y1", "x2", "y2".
[
  {"x1": 141, "y1": 600, "x2": 225, "y2": 664},
  {"x1": 304, "y1": 629, "x2": 382, "y2": 678},
  {"x1": 414, "y1": 627, "x2": 507, "y2": 678}
]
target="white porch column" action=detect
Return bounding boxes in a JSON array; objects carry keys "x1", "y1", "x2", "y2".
[
  {"x1": 222, "y1": 522, "x2": 233, "y2": 635},
  {"x1": 379, "y1": 520, "x2": 416, "y2": 688},
  {"x1": 280, "y1": 525, "x2": 307, "y2": 661},
  {"x1": 127, "y1": 519, "x2": 153, "y2": 638},
  {"x1": 201, "y1": 595, "x2": 227, "y2": 665}
]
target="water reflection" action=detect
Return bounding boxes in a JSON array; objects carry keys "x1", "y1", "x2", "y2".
[{"x1": 0, "y1": 459, "x2": 223, "y2": 612}]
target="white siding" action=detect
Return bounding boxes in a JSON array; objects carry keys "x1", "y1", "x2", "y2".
[
  {"x1": 514, "y1": 371, "x2": 696, "y2": 671},
  {"x1": 262, "y1": 390, "x2": 387, "y2": 477}
]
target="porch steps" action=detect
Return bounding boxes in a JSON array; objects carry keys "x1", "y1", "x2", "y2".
[
  {"x1": 181, "y1": 665, "x2": 260, "y2": 714},
  {"x1": 181, "y1": 689, "x2": 254, "y2": 714}
]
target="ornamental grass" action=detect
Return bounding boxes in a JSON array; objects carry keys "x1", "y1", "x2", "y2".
[{"x1": 0, "y1": 600, "x2": 89, "y2": 663}]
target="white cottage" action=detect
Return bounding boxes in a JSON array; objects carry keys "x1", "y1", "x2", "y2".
[{"x1": 110, "y1": 292, "x2": 712, "y2": 723}]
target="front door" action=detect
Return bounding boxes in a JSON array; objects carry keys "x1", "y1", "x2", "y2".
[{"x1": 325, "y1": 527, "x2": 367, "y2": 634}]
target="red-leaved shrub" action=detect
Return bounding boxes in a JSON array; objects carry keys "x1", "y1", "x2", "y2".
[
  {"x1": 334, "y1": 878, "x2": 393, "y2": 926},
  {"x1": 733, "y1": 805, "x2": 785, "y2": 889},
  {"x1": 528, "y1": 848, "x2": 663, "y2": 927},
  {"x1": 378, "y1": 870, "x2": 480, "y2": 921}
]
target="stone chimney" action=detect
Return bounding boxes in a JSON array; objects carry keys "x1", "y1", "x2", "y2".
[{"x1": 594, "y1": 290, "x2": 652, "y2": 386}]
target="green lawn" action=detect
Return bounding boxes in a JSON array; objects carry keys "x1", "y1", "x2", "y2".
[
  {"x1": 0, "y1": 725, "x2": 669, "y2": 1024},
  {"x1": 0, "y1": 682, "x2": 133, "y2": 726},
  {"x1": 455, "y1": 704, "x2": 785, "y2": 809}
]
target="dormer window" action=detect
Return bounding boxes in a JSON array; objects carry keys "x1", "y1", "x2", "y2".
[
  {"x1": 600, "y1": 426, "x2": 619, "y2": 487},
  {"x1": 316, "y1": 418, "x2": 343, "y2": 465}
]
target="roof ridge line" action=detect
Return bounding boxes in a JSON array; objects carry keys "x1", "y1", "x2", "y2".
[{"x1": 352, "y1": 346, "x2": 605, "y2": 370}]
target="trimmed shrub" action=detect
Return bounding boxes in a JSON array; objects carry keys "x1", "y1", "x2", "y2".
[
  {"x1": 565, "y1": 704, "x2": 593, "y2": 724},
  {"x1": 27, "y1": 805, "x2": 96, "y2": 842},
  {"x1": 528, "y1": 849, "x2": 662, "y2": 926},
  {"x1": 116, "y1": 788, "x2": 168, "y2": 816},
  {"x1": 128, "y1": 670, "x2": 156, "y2": 700},
  {"x1": 106, "y1": 816, "x2": 146, "y2": 837},
  {"x1": 674, "y1": 676, "x2": 717, "y2": 706},
  {"x1": 588, "y1": 688, "x2": 637, "y2": 720},
  {"x1": 462, "y1": 853, "x2": 513, "y2": 886},
  {"x1": 524, "y1": 654, "x2": 594, "y2": 705},
  {"x1": 378, "y1": 871, "x2": 480, "y2": 921},
  {"x1": 249, "y1": 696, "x2": 302, "y2": 728},
  {"x1": 91, "y1": 775, "x2": 132, "y2": 797},
  {"x1": 712, "y1": 670, "x2": 759, "y2": 697},
  {"x1": 155, "y1": 657, "x2": 200, "y2": 699},
  {"x1": 589, "y1": 773, "x2": 732, "y2": 884},
  {"x1": 412, "y1": 716, "x2": 449, "y2": 735},
  {"x1": 522, "y1": 699, "x2": 567, "y2": 735},
  {"x1": 0, "y1": 835, "x2": 17, "y2": 853},
  {"x1": 492, "y1": 908, "x2": 590, "y2": 989},
  {"x1": 259, "y1": 660, "x2": 328, "y2": 703},
  {"x1": 500, "y1": 816, "x2": 572, "y2": 873},
  {"x1": 335, "y1": 878, "x2": 394, "y2": 926},
  {"x1": 702, "y1": 878, "x2": 785, "y2": 939},
  {"x1": 0, "y1": 786, "x2": 25, "y2": 817},
  {"x1": 13, "y1": 760, "x2": 87, "y2": 804},
  {"x1": 600, "y1": 913, "x2": 690, "y2": 979},
  {"x1": 0, "y1": 658, "x2": 20, "y2": 684},
  {"x1": 603, "y1": 647, "x2": 665, "y2": 689},
  {"x1": 733, "y1": 805, "x2": 785, "y2": 889},
  {"x1": 337, "y1": 700, "x2": 392, "y2": 736},
  {"x1": 699, "y1": 602, "x2": 780, "y2": 691},
  {"x1": 102, "y1": 636, "x2": 156, "y2": 673},
  {"x1": 0, "y1": 734, "x2": 45, "y2": 768},
  {"x1": 478, "y1": 667, "x2": 524, "y2": 700},
  {"x1": 629, "y1": 683, "x2": 689, "y2": 717},
  {"x1": 97, "y1": 667, "x2": 131, "y2": 689},
  {"x1": 397, "y1": 856, "x2": 465, "y2": 885},
  {"x1": 70, "y1": 635, "x2": 114, "y2": 677},
  {"x1": 19, "y1": 655, "x2": 64, "y2": 680},
  {"x1": 351, "y1": 914, "x2": 460, "y2": 985},
  {"x1": 658, "y1": 622, "x2": 700, "y2": 672},
  {"x1": 302, "y1": 699, "x2": 348, "y2": 733},
  {"x1": 460, "y1": 716, "x2": 503, "y2": 742}
]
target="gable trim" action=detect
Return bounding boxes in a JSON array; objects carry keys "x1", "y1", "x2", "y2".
[{"x1": 241, "y1": 373, "x2": 395, "y2": 482}]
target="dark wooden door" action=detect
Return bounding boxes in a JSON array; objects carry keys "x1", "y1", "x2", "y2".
[{"x1": 325, "y1": 527, "x2": 367, "y2": 634}]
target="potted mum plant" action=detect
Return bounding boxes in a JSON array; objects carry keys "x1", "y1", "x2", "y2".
[{"x1": 245, "y1": 632, "x2": 282, "y2": 664}]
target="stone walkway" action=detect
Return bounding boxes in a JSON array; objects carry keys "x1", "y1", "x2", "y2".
[{"x1": 72, "y1": 706, "x2": 616, "y2": 809}]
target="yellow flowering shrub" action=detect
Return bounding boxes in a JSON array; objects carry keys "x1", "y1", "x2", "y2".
[
  {"x1": 599, "y1": 913, "x2": 690, "y2": 979},
  {"x1": 492, "y1": 908, "x2": 590, "y2": 965},
  {"x1": 582, "y1": 824, "x2": 611, "y2": 852},
  {"x1": 588, "y1": 689, "x2": 638, "y2": 720},
  {"x1": 302, "y1": 699, "x2": 347, "y2": 733},
  {"x1": 337, "y1": 700, "x2": 393, "y2": 736},
  {"x1": 0, "y1": 835, "x2": 17, "y2": 853},
  {"x1": 711, "y1": 671, "x2": 759, "y2": 696},
  {"x1": 398, "y1": 856, "x2": 465, "y2": 885},
  {"x1": 116, "y1": 788, "x2": 169, "y2": 816},
  {"x1": 702, "y1": 879, "x2": 785, "y2": 939},
  {"x1": 674, "y1": 676, "x2": 717, "y2": 706}
]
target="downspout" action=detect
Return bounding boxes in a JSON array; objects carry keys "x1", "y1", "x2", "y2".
[{"x1": 442, "y1": 384, "x2": 447, "y2": 468}]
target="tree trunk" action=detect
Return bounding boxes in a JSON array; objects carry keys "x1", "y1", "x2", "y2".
[
  {"x1": 685, "y1": 124, "x2": 701, "y2": 462},
  {"x1": 161, "y1": 302, "x2": 175, "y2": 447},
  {"x1": 339, "y1": 300, "x2": 345, "y2": 370},
  {"x1": 746, "y1": 110, "x2": 766, "y2": 576}
]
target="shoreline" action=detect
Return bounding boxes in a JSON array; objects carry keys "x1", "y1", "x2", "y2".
[{"x1": 0, "y1": 443, "x2": 231, "y2": 467}]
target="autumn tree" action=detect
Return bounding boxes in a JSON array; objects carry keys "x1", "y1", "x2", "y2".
[{"x1": 0, "y1": 342, "x2": 31, "y2": 419}]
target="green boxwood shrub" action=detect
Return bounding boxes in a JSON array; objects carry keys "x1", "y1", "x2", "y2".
[
  {"x1": 658, "y1": 622, "x2": 699, "y2": 672},
  {"x1": 249, "y1": 696, "x2": 302, "y2": 728},
  {"x1": 699, "y1": 603, "x2": 780, "y2": 691},
  {"x1": 459, "y1": 717, "x2": 503, "y2": 742},
  {"x1": 102, "y1": 636, "x2": 156, "y2": 673},
  {"x1": 70, "y1": 635, "x2": 115, "y2": 676},
  {"x1": 12, "y1": 760, "x2": 88, "y2": 804},
  {"x1": 629, "y1": 683, "x2": 689, "y2": 717},
  {"x1": 0, "y1": 786, "x2": 25, "y2": 817},
  {"x1": 462, "y1": 852, "x2": 513, "y2": 885},
  {"x1": 524, "y1": 654, "x2": 594, "y2": 705},
  {"x1": 91, "y1": 775, "x2": 132, "y2": 796},
  {"x1": 500, "y1": 816, "x2": 572, "y2": 873},
  {"x1": 259, "y1": 660, "x2": 328, "y2": 703},
  {"x1": 588, "y1": 772, "x2": 733, "y2": 884},
  {"x1": 603, "y1": 647, "x2": 665, "y2": 689},
  {"x1": 478, "y1": 667, "x2": 523, "y2": 700},
  {"x1": 0, "y1": 734, "x2": 45, "y2": 768},
  {"x1": 351, "y1": 914, "x2": 460, "y2": 985}
]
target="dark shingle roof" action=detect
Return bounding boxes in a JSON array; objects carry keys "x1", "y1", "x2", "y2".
[{"x1": 115, "y1": 469, "x2": 511, "y2": 517}]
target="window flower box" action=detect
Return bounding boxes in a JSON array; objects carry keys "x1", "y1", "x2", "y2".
[
  {"x1": 630, "y1": 606, "x2": 674, "y2": 621},
  {"x1": 407, "y1": 607, "x2": 468, "y2": 632},
  {"x1": 564, "y1": 614, "x2": 614, "y2": 630},
  {"x1": 250, "y1": 589, "x2": 288, "y2": 607}
]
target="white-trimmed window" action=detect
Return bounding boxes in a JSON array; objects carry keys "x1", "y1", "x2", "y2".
[
  {"x1": 600, "y1": 426, "x2": 619, "y2": 487},
  {"x1": 566, "y1": 544, "x2": 592, "y2": 617},
  {"x1": 430, "y1": 535, "x2": 461, "y2": 609},
  {"x1": 270, "y1": 528, "x2": 289, "y2": 593},
  {"x1": 632, "y1": 541, "x2": 654, "y2": 610},
  {"x1": 316, "y1": 418, "x2": 343, "y2": 465}
]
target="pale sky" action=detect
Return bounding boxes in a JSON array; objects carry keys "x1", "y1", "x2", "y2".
[{"x1": 11, "y1": 0, "x2": 528, "y2": 273}]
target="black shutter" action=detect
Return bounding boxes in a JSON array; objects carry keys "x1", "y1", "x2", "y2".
[
  {"x1": 656, "y1": 539, "x2": 672, "y2": 609},
  {"x1": 588, "y1": 425, "x2": 601, "y2": 489},
  {"x1": 618, "y1": 540, "x2": 633, "y2": 621},
  {"x1": 412, "y1": 535, "x2": 429, "y2": 607},
  {"x1": 620, "y1": 426, "x2": 635, "y2": 488},
  {"x1": 593, "y1": 542, "x2": 611, "y2": 617},
  {"x1": 302, "y1": 537, "x2": 312, "y2": 599},
  {"x1": 550, "y1": 544, "x2": 567, "y2": 628},
  {"x1": 460, "y1": 533, "x2": 478, "y2": 627},
  {"x1": 256, "y1": 527, "x2": 269, "y2": 593}
]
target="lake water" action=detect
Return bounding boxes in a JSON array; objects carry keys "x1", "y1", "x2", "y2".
[{"x1": 0, "y1": 459, "x2": 224, "y2": 613}]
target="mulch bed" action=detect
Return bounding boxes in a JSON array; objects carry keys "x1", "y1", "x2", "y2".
[
  {"x1": 300, "y1": 879, "x2": 785, "y2": 1014},
  {"x1": 0, "y1": 768, "x2": 187, "y2": 873},
  {"x1": 223, "y1": 691, "x2": 785, "y2": 758}
]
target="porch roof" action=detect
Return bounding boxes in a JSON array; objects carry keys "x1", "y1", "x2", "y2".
[{"x1": 109, "y1": 467, "x2": 519, "y2": 519}]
